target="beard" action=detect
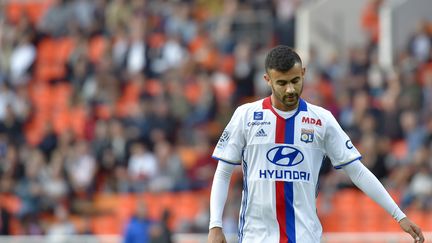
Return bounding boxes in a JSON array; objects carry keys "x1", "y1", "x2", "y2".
[{"x1": 282, "y1": 94, "x2": 299, "y2": 106}]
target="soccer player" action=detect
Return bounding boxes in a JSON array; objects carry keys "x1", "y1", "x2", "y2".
[{"x1": 207, "y1": 45, "x2": 424, "y2": 243}]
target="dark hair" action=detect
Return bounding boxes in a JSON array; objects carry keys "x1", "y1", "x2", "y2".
[{"x1": 264, "y1": 45, "x2": 302, "y2": 73}]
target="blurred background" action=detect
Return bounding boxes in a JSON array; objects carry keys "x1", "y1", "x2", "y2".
[{"x1": 0, "y1": 0, "x2": 431, "y2": 242}]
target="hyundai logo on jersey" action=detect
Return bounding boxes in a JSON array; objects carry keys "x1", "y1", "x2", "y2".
[
  {"x1": 254, "y1": 111, "x2": 263, "y2": 120},
  {"x1": 266, "y1": 146, "x2": 304, "y2": 167}
]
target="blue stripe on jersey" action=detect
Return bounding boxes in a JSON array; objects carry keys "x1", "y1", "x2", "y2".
[
  {"x1": 285, "y1": 182, "x2": 296, "y2": 243},
  {"x1": 284, "y1": 119, "x2": 296, "y2": 243},
  {"x1": 283, "y1": 99, "x2": 307, "y2": 144},
  {"x1": 333, "y1": 156, "x2": 362, "y2": 169},
  {"x1": 239, "y1": 160, "x2": 249, "y2": 242},
  {"x1": 212, "y1": 156, "x2": 242, "y2": 165},
  {"x1": 282, "y1": 101, "x2": 306, "y2": 243},
  {"x1": 285, "y1": 115, "x2": 295, "y2": 144}
]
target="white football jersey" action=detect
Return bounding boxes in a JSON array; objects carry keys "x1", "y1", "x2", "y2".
[{"x1": 212, "y1": 97, "x2": 362, "y2": 243}]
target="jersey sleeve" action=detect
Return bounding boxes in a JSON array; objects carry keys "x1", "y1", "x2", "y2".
[
  {"x1": 212, "y1": 106, "x2": 246, "y2": 165},
  {"x1": 323, "y1": 110, "x2": 362, "y2": 169}
]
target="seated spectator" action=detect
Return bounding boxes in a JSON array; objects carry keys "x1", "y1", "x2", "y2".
[
  {"x1": 149, "y1": 140, "x2": 188, "y2": 192},
  {"x1": 124, "y1": 200, "x2": 154, "y2": 243},
  {"x1": 127, "y1": 142, "x2": 158, "y2": 192},
  {"x1": 46, "y1": 204, "x2": 76, "y2": 241},
  {"x1": 0, "y1": 205, "x2": 11, "y2": 235}
]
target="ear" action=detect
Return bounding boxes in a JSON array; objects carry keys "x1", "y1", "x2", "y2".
[
  {"x1": 302, "y1": 67, "x2": 306, "y2": 76},
  {"x1": 264, "y1": 73, "x2": 271, "y2": 86}
]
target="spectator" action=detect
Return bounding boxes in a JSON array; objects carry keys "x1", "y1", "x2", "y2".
[
  {"x1": 15, "y1": 149, "x2": 45, "y2": 219},
  {"x1": 64, "y1": 140, "x2": 97, "y2": 214},
  {"x1": 40, "y1": 150, "x2": 69, "y2": 210},
  {"x1": 0, "y1": 205, "x2": 11, "y2": 235},
  {"x1": 401, "y1": 147, "x2": 432, "y2": 210},
  {"x1": 127, "y1": 142, "x2": 158, "y2": 192},
  {"x1": 37, "y1": 0, "x2": 76, "y2": 37},
  {"x1": 149, "y1": 140, "x2": 188, "y2": 192},
  {"x1": 408, "y1": 19, "x2": 431, "y2": 64},
  {"x1": 124, "y1": 200, "x2": 154, "y2": 243},
  {"x1": 8, "y1": 32, "x2": 35, "y2": 86},
  {"x1": 149, "y1": 209, "x2": 173, "y2": 243},
  {"x1": 46, "y1": 204, "x2": 76, "y2": 242}
]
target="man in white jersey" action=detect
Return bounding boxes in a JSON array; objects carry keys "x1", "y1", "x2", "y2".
[{"x1": 207, "y1": 45, "x2": 424, "y2": 243}]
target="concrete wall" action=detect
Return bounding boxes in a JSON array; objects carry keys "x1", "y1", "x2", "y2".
[
  {"x1": 296, "y1": 0, "x2": 369, "y2": 63},
  {"x1": 380, "y1": 0, "x2": 432, "y2": 64}
]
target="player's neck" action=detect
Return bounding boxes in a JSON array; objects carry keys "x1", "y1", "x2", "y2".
[
  {"x1": 272, "y1": 105, "x2": 298, "y2": 119},
  {"x1": 270, "y1": 95, "x2": 299, "y2": 112}
]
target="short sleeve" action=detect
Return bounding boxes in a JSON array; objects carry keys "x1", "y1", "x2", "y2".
[
  {"x1": 212, "y1": 106, "x2": 246, "y2": 164},
  {"x1": 323, "y1": 111, "x2": 362, "y2": 169}
]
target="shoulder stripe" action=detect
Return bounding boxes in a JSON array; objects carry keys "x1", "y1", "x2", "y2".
[
  {"x1": 212, "y1": 156, "x2": 241, "y2": 165},
  {"x1": 334, "y1": 156, "x2": 362, "y2": 169}
]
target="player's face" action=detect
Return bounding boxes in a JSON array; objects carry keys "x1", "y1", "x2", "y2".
[{"x1": 264, "y1": 62, "x2": 305, "y2": 111}]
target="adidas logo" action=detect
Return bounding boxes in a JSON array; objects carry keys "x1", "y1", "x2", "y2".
[{"x1": 255, "y1": 129, "x2": 267, "y2": 137}]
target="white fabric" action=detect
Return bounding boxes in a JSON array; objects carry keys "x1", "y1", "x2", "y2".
[
  {"x1": 127, "y1": 41, "x2": 146, "y2": 74},
  {"x1": 10, "y1": 43, "x2": 36, "y2": 84},
  {"x1": 273, "y1": 106, "x2": 297, "y2": 119},
  {"x1": 209, "y1": 161, "x2": 236, "y2": 229},
  {"x1": 211, "y1": 97, "x2": 362, "y2": 242},
  {"x1": 342, "y1": 161, "x2": 406, "y2": 222}
]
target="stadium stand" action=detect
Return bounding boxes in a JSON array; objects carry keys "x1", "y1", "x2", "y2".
[{"x1": 0, "y1": 0, "x2": 431, "y2": 242}]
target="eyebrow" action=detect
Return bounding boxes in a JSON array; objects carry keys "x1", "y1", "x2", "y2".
[{"x1": 275, "y1": 77, "x2": 300, "y2": 83}]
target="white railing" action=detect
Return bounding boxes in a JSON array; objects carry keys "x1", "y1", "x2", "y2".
[{"x1": 0, "y1": 232, "x2": 430, "y2": 243}]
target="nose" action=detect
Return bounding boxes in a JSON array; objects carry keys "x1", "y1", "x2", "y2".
[{"x1": 286, "y1": 83, "x2": 295, "y2": 93}]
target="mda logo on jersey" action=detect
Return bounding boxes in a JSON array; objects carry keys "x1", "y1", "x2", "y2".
[
  {"x1": 266, "y1": 146, "x2": 304, "y2": 167},
  {"x1": 301, "y1": 116, "x2": 322, "y2": 126}
]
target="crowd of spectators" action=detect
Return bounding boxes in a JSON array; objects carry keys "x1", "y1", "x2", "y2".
[{"x1": 0, "y1": 0, "x2": 431, "y2": 238}]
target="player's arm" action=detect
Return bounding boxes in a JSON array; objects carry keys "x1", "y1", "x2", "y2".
[
  {"x1": 342, "y1": 161, "x2": 424, "y2": 243},
  {"x1": 208, "y1": 161, "x2": 236, "y2": 243}
]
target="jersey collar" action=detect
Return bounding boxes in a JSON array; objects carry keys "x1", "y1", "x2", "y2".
[{"x1": 262, "y1": 96, "x2": 307, "y2": 120}]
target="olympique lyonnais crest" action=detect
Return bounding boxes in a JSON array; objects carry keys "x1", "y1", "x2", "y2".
[{"x1": 300, "y1": 129, "x2": 314, "y2": 143}]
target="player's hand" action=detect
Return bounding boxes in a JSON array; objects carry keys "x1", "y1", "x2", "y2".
[
  {"x1": 399, "y1": 217, "x2": 425, "y2": 243},
  {"x1": 208, "y1": 227, "x2": 227, "y2": 243}
]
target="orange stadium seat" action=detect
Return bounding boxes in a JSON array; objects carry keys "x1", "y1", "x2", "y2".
[
  {"x1": 148, "y1": 33, "x2": 166, "y2": 49},
  {"x1": 177, "y1": 146, "x2": 198, "y2": 169},
  {"x1": 51, "y1": 83, "x2": 72, "y2": 109},
  {"x1": 52, "y1": 109, "x2": 71, "y2": 135},
  {"x1": 56, "y1": 37, "x2": 76, "y2": 63},
  {"x1": 95, "y1": 104, "x2": 113, "y2": 120},
  {"x1": 219, "y1": 55, "x2": 235, "y2": 75},
  {"x1": 69, "y1": 106, "x2": 87, "y2": 139},
  {"x1": 6, "y1": 0, "x2": 53, "y2": 24},
  {"x1": 6, "y1": 2, "x2": 23, "y2": 24},
  {"x1": 91, "y1": 215, "x2": 121, "y2": 235},
  {"x1": 88, "y1": 36, "x2": 107, "y2": 64},
  {"x1": 184, "y1": 81, "x2": 201, "y2": 105},
  {"x1": 93, "y1": 193, "x2": 120, "y2": 215},
  {"x1": 37, "y1": 38, "x2": 57, "y2": 63},
  {"x1": 144, "y1": 79, "x2": 164, "y2": 97},
  {"x1": 26, "y1": 1, "x2": 51, "y2": 24},
  {"x1": 115, "y1": 81, "x2": 141, "y2": 117},
  {"x1": 391, "y1": 140, "x2": 407, "y2": 160},
  {"x1": 10, "y1": 217, "x2": 23, "y2": 235},
  {"x1": 0, "y1": 194, "x2": 21, "y2": 214},
  {"x1": 34, "y1": 63, "x2": 66, "y2": 83},
  {"x1": 28, "y1": 83, "x2": 52, "y2": 109}
]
